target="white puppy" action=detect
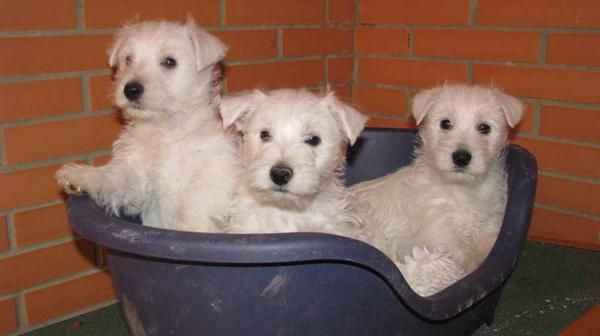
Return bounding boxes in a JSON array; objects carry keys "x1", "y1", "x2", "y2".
[
  {"x1": 219, "y1": 89, "x2": 369, "y2": 239},
  {"x1": 352, "y1": 84, "x2": 523, "y2": 295},
  {"x1": 55, "y1": 21, "x2": 240, "y2": 232}
]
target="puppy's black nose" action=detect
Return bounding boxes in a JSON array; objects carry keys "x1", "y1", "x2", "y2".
[
  {"x1": 270, "y1": 165, "x2": 293, "y2": 186},
  {"x1": 124, "y1": 81, "x2": 144, "y2": 101},
  {"x1": 452, "y1": 150, "x2": 472, "y2": 168}
]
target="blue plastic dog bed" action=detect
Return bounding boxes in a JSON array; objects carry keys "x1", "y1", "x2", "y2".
[{"x1": 67, "y1": 128, "x2": 537, "y2": 336}]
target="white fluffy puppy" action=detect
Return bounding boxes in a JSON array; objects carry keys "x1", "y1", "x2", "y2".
[
  {"x1": 353, "y1": 84, "x2": 523, "y2": 295},
  {"x1": 55, "y1": 21, "x2": 240, "y2": 232},
  {"x1": 219, "y1": 89, "x2": 368, "y2": 238}
]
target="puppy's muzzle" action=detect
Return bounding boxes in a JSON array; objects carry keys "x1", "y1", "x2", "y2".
[
  {"x1": 452, "y1": 150, "x2": 472, "y2": 168},
  {"x1": 270, "y1": 165, "x2": 293, "y2": 186},
  {"x1": 124, "y1": 81, "x2": 144, "y2": 101}
]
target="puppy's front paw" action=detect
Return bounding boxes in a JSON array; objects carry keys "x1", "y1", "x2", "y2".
[{"x1": 55, "y1": 163, "x2": 86, "y2": 194}]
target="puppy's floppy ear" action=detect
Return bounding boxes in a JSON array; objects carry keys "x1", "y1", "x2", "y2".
[
  {"x1": 492, "y1": 88, "x2": 523, "y2": 128},
  {"x1": 412, "y1": 86, "x2": 442, "y2": 125},
  {"x1": 219, "y1": 90, "x2": 267, "y2": 130},
  {"x1": 185, "y1": 20, "x2": 227, "y2": 71},
  {"x1": 323, "y1": 92, "x2": 368, "y2": 145}
]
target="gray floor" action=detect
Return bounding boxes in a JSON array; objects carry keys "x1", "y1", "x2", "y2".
[{"x1": 26, "y1": 242, "x2": 600, "y2": 336}]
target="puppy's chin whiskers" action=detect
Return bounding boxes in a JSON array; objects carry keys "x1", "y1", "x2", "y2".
[
  {"x1": 439, "y1": 169, "x2": 484, "y2": 186},
  {"x1": 126, "y1": 103, "x2": 144, "y2": 109},
  {"x1": 271, "y1": 186, "x2": 289, "y2": 193},
  {"x1": 117, "y1": 101, "x2": 142, "y2": 111},
  {"x1": 451, "y1": 167, "x2": 468, "y2": 174},
  {"x1": 253, "y1": 190, "x2": 314, "y2": 212},
  {"x1": 122, "y1": 107, "x2": 165, "y2": 123}
]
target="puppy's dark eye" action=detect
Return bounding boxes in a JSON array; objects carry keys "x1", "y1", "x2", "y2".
[
  {"x1": 161, "y1": 57, "x2": 177, "y2": 69},
  {"x1": 260, "y1": 130, "x2": 271, "y2": 142},
  {"x1": 304, "y1": 135, "x2": 321, "y2": 146},
  {"x1": 478, "y1": 123, "x2": 491, "y2": 134},
  {"x1": 440, "y1": 119, "x2": 452, "y2": 130},
  {"x1": 125, "y1": 55, "x2": 132, "y2": 65}
]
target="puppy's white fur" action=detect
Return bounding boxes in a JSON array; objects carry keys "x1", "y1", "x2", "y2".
[
  {"x1": 396, "y1": 246, "x2": 467, "y2": 297},
  {"x1": 55, "y1": 21, "x2": 240, "y2": 232},
  {"x1": 353, "y1": 84, "x2": 523, "y2": 296},
  {"x1": 220, "y1": 89, "x2": 369, "y2": 239}
]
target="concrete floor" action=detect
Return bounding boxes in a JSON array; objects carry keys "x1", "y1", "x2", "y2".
[{"x1": 25, "y1": 242, "x2": 600, "y2": 336}]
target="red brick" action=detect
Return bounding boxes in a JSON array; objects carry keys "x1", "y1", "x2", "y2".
[
  {"x1": 561, "y1": 304, "x2": 600, "y2": 335},
  {"x1": 214, "y1": 30, "x2": 278, "y2": 61},
  {"x1": 0, "y1": 35, "x2": 112, "y2": 76},
  {"x1": 4, "y1": 114, "x2": 122, "y2": 164},
  {"x1": 529, "y1": 236, "x2": 600, "y2": 252},
  {"x1": 548, "y1": 33, "x2": 600, "y2": 67},
  {"x1": 0, "y1": 217, "x2": 8, "y2": 253},
  {"x1": 97, "y1": 246, "x2": 109, "y2": 267},
  {"x1": 226, "y1": 60, "x2": 324, "y2": 93},
  {"x1": 361, "y1": 0, "x2": 469, "y2": 25},
  {"x1": 332, "y1": 85, "x2": 352, "y2": 100},
  {"x1": 355, "y1": 28, "x2": 409, "y2": 55},
  {"x1": 0, "y1": 0, "x2": 76, "y2": 31},
  {"x1": 514, "y1": 103, "x2": 535, "y2": 133},
  {"x1": 85, "y1": 0, "x2": 219, "y2": 28},
  {"x1": 309, "y1": 86, "x2": 353, "y2": 105},
  {"x1": 359, "y1": 58, "x2": 467, "y2": 88},
  {"x1": 413, "y1": 30, "x2": 540, "y2": 62},
  {"x1": 353, "y1": 86, "x2": 408, "y2": 117},
  {"x1": 478, "y1": 0, "x2": 600, "y2": 28},
  {"x1": 540, "y1": 106, "x2": 600, "y2": 143},
  {"x1": 0, "y1": 79, "x2": 82, "y2": 123},
  {"x1": 226, "y1": 0, "x2": 324, "y2": 25},
  {"x1": 537, "y1": 175, "x2": 599, "y2": 215},
  {"x1": 93, "y1": 155, "x2": 113, "y2": 167},
  {"x1": 474, "y1": 64, "x2": 600, "y2": 104},
  {"x1": 0, "y1": 164, "x2": 64, "y2": 211},
  {"x1": 328, "y1": 0, "x2": 355, "y2": 24},
  {"x1": 328, "y1": 57, "x2": 353, "y2": 84},
  {"x1": 367, "y1": 117, "x2": 416, "y2": 129},
  {"x1": 0, "y1": 240, "x2": 95, "y2": 295},
  {"x1": 542, "y1": 239, "x2": 600, "y2": 252},
  {"x1": 513, "y1": 137, "x2": 599, "y2": 178},
  {"x1": 14, "y1": 204, "x2": 71, "y2": 248},
  {"x1": 529, "y1": 207, "x2": 599, "y2": 249},
  {"x1": 25, "y1": 271, "x2": 116, "y2": 325},
  {"x1": 308, "y1": 86, "x2": 329, "y2": 96},
  {"x1": 283, "y1": 28, "x2": 353, "y2": 57},
  {"x1": 0, "y1": 298, "x2": 17, "y2": 335},
  {"x1": 90, "y1": 75, "x2": 114, "y2": 112}
]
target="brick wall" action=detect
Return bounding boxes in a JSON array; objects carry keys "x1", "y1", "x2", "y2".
[
  {"x1": 0, "y1": 0, "x2": 354, "y2": 334},
  {"x1": 354, "y1": 0, "x2": 599, "y2": 253},
  {"x1": 0, "y1": 0, "x2": 598, "y2": 334}
]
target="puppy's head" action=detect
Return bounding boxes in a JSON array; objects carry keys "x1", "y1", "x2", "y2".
[
  {"x1": 412, "y1": 84, "x2": 523, "y2": 181},
  {"x1": 220, "y1": 89, "x2": 367, "y2": 209},
  {"x1": 109, "y1": 20, "x2": 227, "y2": 121}
]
